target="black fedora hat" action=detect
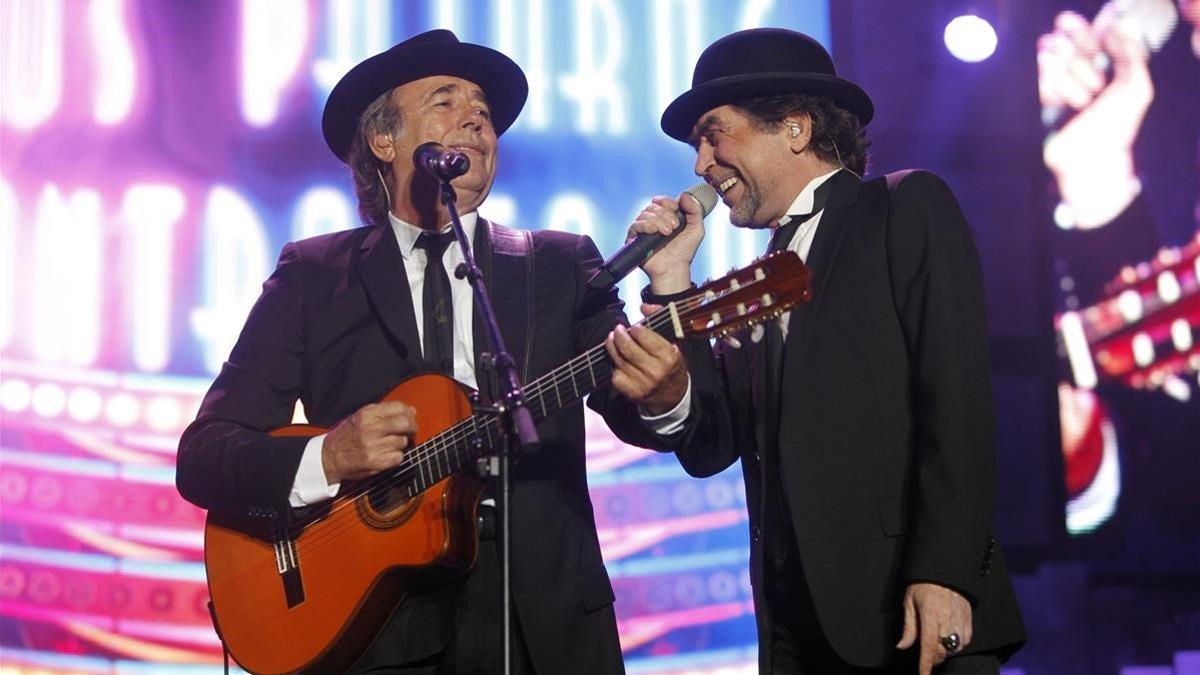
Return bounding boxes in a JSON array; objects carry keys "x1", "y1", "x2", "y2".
[
  {"x1": 321, "y1": 29, "x2": 528, "y2": 162},
  {"x1": 661, "y1": 28, "x2": 873, "y2": 142}
]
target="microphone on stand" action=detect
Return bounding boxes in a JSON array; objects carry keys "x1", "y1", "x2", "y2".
[
  {"x1": 413, "y1": 142, "x2": 471, "y2": 181},
  {"x1": 587, "y1": 183, "x2": 719, "y2": 291}
]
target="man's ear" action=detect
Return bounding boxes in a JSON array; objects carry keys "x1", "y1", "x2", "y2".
[
  {"x1": 369, "y1": 131, "x2": 396, "y2": 163},
  {"x1": 784, "y1": 114, "x2": 813, "y2": 154}
]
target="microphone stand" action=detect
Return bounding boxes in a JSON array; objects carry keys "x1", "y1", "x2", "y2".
[{"x1": 437, "y1": 179, "x2": 539, "y2": 675}]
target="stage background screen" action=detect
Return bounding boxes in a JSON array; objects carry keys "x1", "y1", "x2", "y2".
[{"x1": 0, "y1": 1, "x2": 829, "y2": 672}]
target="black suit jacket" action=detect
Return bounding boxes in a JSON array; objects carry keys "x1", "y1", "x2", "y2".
[
  {"x1": 670, "y1": 170, "x2": 1026, "y2": 668},
  {"x1": 177, "y1": 219, "x2": 660, "y2": 673}
]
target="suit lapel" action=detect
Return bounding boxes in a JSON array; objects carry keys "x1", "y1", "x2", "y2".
[
  {"x1": 745, "y1": 335, "x2": 769, "y2": 462},
  {"x1": 781, "y1": 170, "x2": 863, "y2": 379},
  {"x1": 356, "y1": 224, "x2": 421, "y2": 362},
  {"x1": 471, "y1": 220, "x2": 492, "y2": 396},
  {"x1": 472, "y1": 220, "x2": 531, "y2": 401}
]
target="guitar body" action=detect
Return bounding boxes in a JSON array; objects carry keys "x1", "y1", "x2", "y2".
[{"x1": 204, "y1": 374, "x2": 484, "y2": 674}]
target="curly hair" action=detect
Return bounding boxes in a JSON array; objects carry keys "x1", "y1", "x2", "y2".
[
  {"x1": 346, "y1": 90, "x2": 405, "y2": 226},
  {"x1": 732, "y1": 93, "x2": 871, "y2": 176}
]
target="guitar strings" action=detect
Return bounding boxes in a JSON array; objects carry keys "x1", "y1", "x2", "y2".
[
  {"x1": 283, "y1": 282, "x2": 754, "y2": 559},
  {"x1": 283, "y1": 347, "x2": 616, "y2": 557},
  {"x1": 282, "y1": 280, "x2": 753, "y2": 556},
  {"x1": 285, "y1": 319, "x2": 625, "y2": 535},
  {"x1": 284, "y1": 322, "x2": 631, "y2": 552},
  {"x1": 280, "y1": 298, "x2": 694, "y2": 554}
]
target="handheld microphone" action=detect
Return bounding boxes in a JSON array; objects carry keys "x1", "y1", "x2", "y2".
[
  {"x1": 413, "y1": 142, "x2": 471, "y2": 181},
  {"x1": 587, "y1": 183, "x2": 719, "y2": 291}
]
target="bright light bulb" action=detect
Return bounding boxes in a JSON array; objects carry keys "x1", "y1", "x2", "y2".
[{"x1": 944, "y1": 15, "x2": 998, "y2": 62}]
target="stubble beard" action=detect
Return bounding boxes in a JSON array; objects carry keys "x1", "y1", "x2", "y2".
[{"x1": 728, "y1": 179, "x2": 770, "y2": 229}]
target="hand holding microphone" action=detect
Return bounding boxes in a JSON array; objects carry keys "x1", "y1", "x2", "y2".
[
  {"x1": 588, "y1": 183, "x2": 718, "y2": 292},
  {"x1": 1037, "y1": 0, "x2": 1170, "y2": 228}
]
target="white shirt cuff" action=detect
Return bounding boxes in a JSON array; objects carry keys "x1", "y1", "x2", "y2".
[
  {"x1": 638, "y1": 377, "x2": 692, "y2": 436},
  {"x1": 288, "y1": 434, "x2": 340, "y2": 507}
]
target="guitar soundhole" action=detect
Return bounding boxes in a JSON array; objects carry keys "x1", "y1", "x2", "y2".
[
  {"x1": 367, "y1": 485, "x2": 409, "y2": 512},
  {"x1": 357, "y1": 483, "x2": 422, "y2": 529}
]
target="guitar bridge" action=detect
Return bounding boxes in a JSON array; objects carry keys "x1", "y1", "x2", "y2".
[{"x1": 273, "y1": 534, "x2": 306, "y2": 608}]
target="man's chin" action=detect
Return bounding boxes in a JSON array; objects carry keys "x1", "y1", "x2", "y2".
[
  {"x1": 729, "y1": 207, "x2": 771, "y2": 230},
  {"x1": 729, "y1": 219, "x2": 773, "y2": 230}
]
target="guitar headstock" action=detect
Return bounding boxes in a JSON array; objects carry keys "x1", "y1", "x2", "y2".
[{"x1": 666, "y1": 251, "x2": 812, "y2": 340}]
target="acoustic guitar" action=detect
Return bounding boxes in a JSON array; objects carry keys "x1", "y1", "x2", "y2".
[{"x1": 202, "y1": 251, "x2": 811, "y2": 674}]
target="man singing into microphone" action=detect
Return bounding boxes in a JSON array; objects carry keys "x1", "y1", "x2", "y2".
[
  {"x1": 176, "y1": 30, "x2": 678, "y2": 674},
  {"x1": 604, "y1": 28, "x2": 1026, "y2": 674}
]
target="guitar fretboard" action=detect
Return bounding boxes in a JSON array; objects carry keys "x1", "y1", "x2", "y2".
[{"x1": 389, "y1": 310, "x2": 677, "y2": 499}]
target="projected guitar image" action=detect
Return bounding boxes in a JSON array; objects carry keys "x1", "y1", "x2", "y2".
[
  {"x1": 1055, "y1": 235, "x2": 1200, "y2": 533},
  {"x1": 202, "y1": 252, "x2": 811, "y2": 674}
]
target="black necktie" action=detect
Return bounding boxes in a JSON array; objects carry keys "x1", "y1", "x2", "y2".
[{"x1": 415, "y1": 230, "x2": 457, "y2": 376}]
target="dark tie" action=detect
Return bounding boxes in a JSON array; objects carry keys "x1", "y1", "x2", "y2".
[{"x1": 415, "y1": 230, "x2": 457, "y2": 376}]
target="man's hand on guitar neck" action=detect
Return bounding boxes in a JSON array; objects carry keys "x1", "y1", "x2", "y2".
[
  {"x1": 606, "y1": 308, "x2": 690, "y2": 418},
  {"x1": 322, "y1": 401, "x2": 418, "y2": 484}
]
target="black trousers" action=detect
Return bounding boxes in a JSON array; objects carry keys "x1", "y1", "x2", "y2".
[
  {"x1": 766, "y1": 539, "x2": 999, "y2": 675},
  {"x1": 352, "y1": 523, "x2": 536, "y2": 674}
]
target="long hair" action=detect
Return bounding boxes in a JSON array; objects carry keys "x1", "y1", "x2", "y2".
[
  {"x1": 732, "y1": 93, "x2": 871, "y2": 176},
  {"x1": 346, "y1": 90, "x2": 404, "y2": 226}
]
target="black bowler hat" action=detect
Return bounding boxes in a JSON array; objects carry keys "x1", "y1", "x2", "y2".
[
  {"x1": 661, "y1": 28, "x2": 873, "y2": 142},
  {"x1": 321, "y1": 29, "x2": 528, "y2": 162}
]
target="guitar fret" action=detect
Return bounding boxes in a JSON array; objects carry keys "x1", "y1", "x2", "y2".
[{"x1": 453, "y1": 426, "x2": 464, "y2": 470}]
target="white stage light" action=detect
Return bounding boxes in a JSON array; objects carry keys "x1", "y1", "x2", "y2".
[{"x1": 944, "y1": 15, "x2": 997, "y2": 62}]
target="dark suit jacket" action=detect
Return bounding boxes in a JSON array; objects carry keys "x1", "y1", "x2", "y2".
[
  {"x1": 177, "y1": 219, "x2": 660, "y2": 673},
  {"x1": 669, "y1": 170, "x2": 1026, "y2": 669}
]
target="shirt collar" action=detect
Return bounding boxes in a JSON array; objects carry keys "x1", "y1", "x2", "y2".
[
  {"x1": 776, "y1": 168, "x2": 842, "y2": 228},
  {"x1": 389, "y1": 210, "x2": 479, "y2": 259}
]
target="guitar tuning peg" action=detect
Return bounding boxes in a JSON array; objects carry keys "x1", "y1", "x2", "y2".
[{"x1": 750, "y1": 324, "x2": 766, "y2": 344}]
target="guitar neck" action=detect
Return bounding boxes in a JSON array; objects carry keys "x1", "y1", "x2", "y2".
[{"x1": 398, "y1": 309, "x2": 678, "y2": 495}]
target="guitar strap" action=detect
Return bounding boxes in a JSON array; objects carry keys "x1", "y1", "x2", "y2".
[{"x1": 484, "y1": 220, "x2": 535, "y2": 385}]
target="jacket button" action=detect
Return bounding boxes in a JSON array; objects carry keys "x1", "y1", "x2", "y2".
[
  {"x1": 751, "y1": 526, "x2": 762, "y2": 544},
  {"x1": 752, "y1": 451, "x2": 761, "y2": 464}
]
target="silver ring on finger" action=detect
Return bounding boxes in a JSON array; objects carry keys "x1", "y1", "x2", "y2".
[{"x1": 939, "y1": 633, "x2": 962, "y2": 654}]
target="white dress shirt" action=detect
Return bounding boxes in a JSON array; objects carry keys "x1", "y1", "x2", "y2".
[{"x1": 775, "y1": 167, "x2": 841, "y2": 338}]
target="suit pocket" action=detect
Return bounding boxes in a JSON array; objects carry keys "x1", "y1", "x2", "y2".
[
  {"x1": 877, "y1": 497, "x2": 908, "y2": 537},
  {"x1": 578, "y1": 562, "x2": 616, "y2": 612}
]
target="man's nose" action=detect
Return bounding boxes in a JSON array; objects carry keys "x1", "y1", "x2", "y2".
[
  {"x1": 460, "y1": 106, "x2": 483, "y2": 131},
  {"x1": 694, "y1": 143, "x2": 713, "y2": 177}
]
